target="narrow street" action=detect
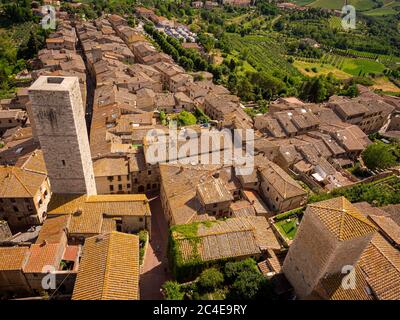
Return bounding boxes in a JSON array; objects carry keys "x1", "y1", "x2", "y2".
[
  {"x1": 74, "y1": 27, "x2": 95, "y2": 135},
  {"x1": 140, "y1": 195, "x2": 171, "y2": 300},
  {"x1": 71, "y1": 21, "x2": 171, "y2": 300}
]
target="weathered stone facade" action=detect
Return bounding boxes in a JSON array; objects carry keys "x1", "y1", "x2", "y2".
[
  {"x1": 0, "y1": 220, "x2": 11, "y2": 240},
  {"x1": 0, "y1": 179, "x2": 51, "y2": 231},
  {"x1": 282, "y1": 201, "x2": 375, "y2": 299},
  {"x1": 28, "y1": 77, "x2": 97, "y2": 195}
]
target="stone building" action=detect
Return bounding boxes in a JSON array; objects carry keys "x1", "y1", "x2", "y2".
[
  {"x1": 196, "y1": 177, "x2": 234, "y2": 217},
  {"x1": 0, "y1": 220, "x2": 11, "y2": 240},
  {"x1": 282, "y1": 197, "x2": 376, "y2": 299},
  {"x1": 258, "y1": 160, "x2": 307, "y2": 213},
  {"x1": 0, "y1": 247, "x2": 31, "y2": 296},
  {"x1": 327, "y1": 94, "x2": 394, "y2": 134},
  {"x1": 0, "y1": 109, "x2": 27, "y2": 134},
  {"x1": 0, "y1": 152, "x2": 51, "y2": 232},
  {"x1": 93, "y1": 157, "x2": 131, "y2": 194},
  {"x1": 47, "y1": 194, "x2": 152, "y2": 244},
  {"x1": 28, "y1": 76, "x2": 97, "y2": 195},
  {"x1": 203, "y1": 94, "x2": 241, "y2": 121},
  {"x1": 129, "y1": 152, "x2": 160, "y2": 194},
  {"x1": 152, "y1": 61, "x2": 185, "y2": 90},
  {"x1": 23, "y1": 241, "x2": 80, "y2": 294}
]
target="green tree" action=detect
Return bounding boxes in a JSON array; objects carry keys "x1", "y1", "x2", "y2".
[
  {"x1": 198, "y1": 268, "x2": 224, "y2": 292},
  {"x1": 224, "y1": 259, "x2": 258, "y2": 283},
  {"x1": 177, "y1": 111, "x2": 197, "y2": 127},
  {"x1": 237, "y1": 77, "x2": 254, "y2": 101},
  {"x1": 341, "y1": 84, "x2": 359, "y2": 98},
  {"x1": 300, "y1": 77, "x2": 328, "y2": 103},
  {"x1": 362, "y1": 143, "x2": 397, "y2": 170},
  {"x1": 228, "y1": 271, "x2": 273, "y2": 300},
  {"x1": 178, "y1": 56, "x2": 194, "y2": 71},
  {"x1": 162, "y1": 281, "x2": 184, "y2": 300}
]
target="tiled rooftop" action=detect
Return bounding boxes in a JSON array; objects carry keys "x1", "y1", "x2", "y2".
[
  {"x1": 72, "y1": 232, "x2": 139, "y2": 300},
  {"x1": 307, "y1": 197, "x2": 376, "y2": 241}
]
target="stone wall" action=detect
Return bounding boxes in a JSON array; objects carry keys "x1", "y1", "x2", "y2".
[
  {"x1": 282, "y1": 210, "x2": 337, "y2": 299},
  {"x1": 28, "y1": 76, "x2": 97, "y2": 195},
  {"x1": 0, "y1": 220, "x2": 12, "y2": 240}
]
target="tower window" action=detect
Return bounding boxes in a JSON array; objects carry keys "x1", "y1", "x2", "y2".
[{"x1": 62, "y1": 160, "x2": 66, "y2": 166}]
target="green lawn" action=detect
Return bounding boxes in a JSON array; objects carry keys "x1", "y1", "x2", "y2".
[
  {"x1": 227, "y1": 52, "x2": 257, "y2": 75},
  {"x1": 364, "y1": 6, "x2": 398, "y2": 16},
  {"x1": 308, "y1": 0, "x2": 377, "y2": 11},
  {"x1": 364, "y1": 1, "x2": 400, "y2": 16},
  {"x1": 341, "y1": 57, "x2": 386, "y2": 76},
  {"x1": 303, "y1": 0, "x2": 400, "y2": 14},
  {"x1": 275, "y1": 218, "x2": 298, "y2": 241},
  {"x1": 294, "y1": 60, "x2": 352, "y2": 80}
]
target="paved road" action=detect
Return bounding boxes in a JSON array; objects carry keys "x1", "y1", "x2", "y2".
[{"x1": 140, "y1": 195, "x2": 171, "y2": 300}]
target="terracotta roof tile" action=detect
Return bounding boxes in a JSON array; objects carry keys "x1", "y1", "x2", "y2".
[
  {"x1": 48, "y1": 194, "x2": 150, "y2": 235},
  {"x1": 174, "y1": 217, "x2": 281, "y2": 263},
  {"x1": 368, "y1": 215, "x2": 400, "y2": 246},
  {"x1": 316, "y1": 265, "x2": 374, "y2": 300},
  {"x1": 36, "y1": 215, "x2": 70, "y2": 244},
  {"x1": 0, "y1": 165, "x2": 46, "y2": 198},
  {"x1": 0, "y1": 247, "x2": 29, "y2": 271},
  {"x1": 24, "y1": 243, "x2": 64, "y2": 273},
  {"x1": 72, "y1": 232, "x2": 139, "y2": 300},
  {"x1": 358, "y1": 233, "x2": 400, "y2": 300},
  {"x1": 259, "y1": 160, "x2": 306, "y2": 199},
  {"x1": 307, "y1": 197, "x2": 376, "y2": 241}
]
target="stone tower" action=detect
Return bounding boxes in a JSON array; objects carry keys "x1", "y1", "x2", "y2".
[
  {"x1": 28, "y1": 76, "x2": 97, "y2": 195},
  {"x1": 282, "y1": 197, "x2": 376, "y2": 299}
]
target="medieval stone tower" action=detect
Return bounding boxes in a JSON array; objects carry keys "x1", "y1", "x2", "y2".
[
  {"x1": 28, "y1": 76, "x2": 97, "y2": 195},
  {"x1": 282, "y1": 197, "x2": 376, "y2": 299}
]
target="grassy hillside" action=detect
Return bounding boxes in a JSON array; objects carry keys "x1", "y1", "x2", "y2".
[
  {"x1": 292, "y1": 0, "x2": 400, "y2": 15},
  {"x1": 224, "y1": 33, "x2": 301, "y2": 78},
  {"x1": 293, "y1": 60, "x2": 352, "y2": 79},
  {"x1": 364, "y1": 1, "x2": 400, "y2": 16},
  {"x1": 314, "y1": 0, "x2": 377, "y2": 10}
]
